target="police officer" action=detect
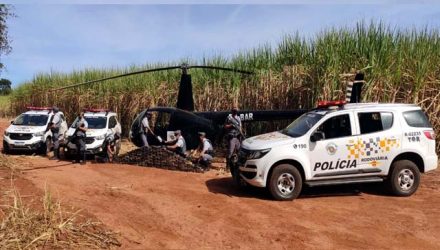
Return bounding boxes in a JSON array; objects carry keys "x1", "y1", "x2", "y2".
[
  {"x1": 113, "y1": 118, "x2": 122, "y2": 139},
  {"x1": 49, "y1": 106, "x2": 62, "y2": 160},
  {"x1": 196, "y1": 132, "x2": 214, "y2": 168},
  {"x1": 166, "y1": 130, "x2": 187, "y2": 157},
  {"x1": 73, "y1": 112, "x2": 88, "y2": 165},
  {"x1": 96, "y1": 133, "x2": 120, "y2": 163},
  {"x1": 224, "y1": 106, "x2": 243, "y2": 171},
  {"x1": 141, "y1": 112, "x2": 153, "y2": 147}
]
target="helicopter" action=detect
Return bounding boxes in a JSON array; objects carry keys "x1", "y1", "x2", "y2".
[{"x1": 52, "y1": 64, "x2": 364, "y2": 149}]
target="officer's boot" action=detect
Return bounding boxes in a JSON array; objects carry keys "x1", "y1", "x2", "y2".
[
  {"x1": 80, "y1": 151, "x2": 86, "y2": 165},
  {"x1": 75, "y1": 149, "x2": 81, "y2": 163}
]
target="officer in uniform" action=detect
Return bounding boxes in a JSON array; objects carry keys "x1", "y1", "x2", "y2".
[
  {"x1": 224, "y1": 106, "x2": 243, "y2": 171},
  {"x1": 73, "y1": 112, "x2": 88, "y2": 164},
  {"x1": 96, "y1": 133, "x2": 120, "y2": 163},
  {"x1": 196, "y1": 132, "x2": 214, "y2": 168},
  {"x1": 141, "y1": 112, "x2": 153, "y2": 147},
  {"x1": 166, "y1": 130, "x2": 187, "y2": 157},
  {"x1": 49, "y1": 106, "x2": 62, "y2": 160}
]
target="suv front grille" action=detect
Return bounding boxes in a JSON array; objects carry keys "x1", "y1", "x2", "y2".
[
  {"x1": 9, "y1": 133, "x2": 33, "y2": 140},
  {"x1": 85, "y1": 137, "x2": 95, "y2": 144}
]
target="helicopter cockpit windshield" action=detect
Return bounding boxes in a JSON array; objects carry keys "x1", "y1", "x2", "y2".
[{"x1": 144, "y1": 109, "x2": 175, "y2": 143}]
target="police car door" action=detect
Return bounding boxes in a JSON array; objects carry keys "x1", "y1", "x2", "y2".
[
  {"x1": 309, "y1": 112, "x2": 357, "y2": 179},
  {"x1": 354, "y1": 111, "x2": 399, "y2": 174}
]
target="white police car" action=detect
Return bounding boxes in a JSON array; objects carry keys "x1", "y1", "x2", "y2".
[
  {"x1": 238, "y1": 101, "x2": 438, "y2": 201},
  {"x1": 3, "y1": 107, "x2": 68, "y2": 154},
  {"x1": 65, "y1": 109, "x2": 121, "y2": 156}
]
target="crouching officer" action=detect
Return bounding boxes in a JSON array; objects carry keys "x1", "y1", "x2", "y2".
[
  {"x1": 166, "y1": 130, "x2": 187, "y2": 157},
  {"x1": 73, "y1": 112, "x2": 88, "y2": 165},
  {"x1": 196, "y1": 132, "x2": 214, "y2": 169},
  {"x1": 106, "y1": 134, "x2": 120, "y2": 163},
  {"x1": 224, "y1": 106, "x2": 243, "y2": 171},
  {"x1": 49, "y1": 106, "x2": 62, "y2": 160},
  {"x1": 96, "y1": 133, "x2": 120, "y2": 163}
]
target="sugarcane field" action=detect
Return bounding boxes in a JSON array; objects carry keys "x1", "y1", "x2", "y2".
[{"x1": 1, "y1": 2, "x2": 440, "y2": 250}]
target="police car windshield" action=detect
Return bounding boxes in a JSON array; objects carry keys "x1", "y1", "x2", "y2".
[
  {"x1": 85, "y1": 117, "x2": 107, "y2": 129},
  {"x1": 282, "y1": 112, "x2": 323, "y2": 137},
  {"x1": 71, "y1": 116, "x2": 107, "y2": 129},
  {"x1": 13, "y1": 114, "x2": 49, "y2": 126}
]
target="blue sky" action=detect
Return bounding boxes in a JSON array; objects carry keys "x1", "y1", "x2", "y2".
[{"x1": 2, "y1": 2, "x2": 440, "y2": 87}]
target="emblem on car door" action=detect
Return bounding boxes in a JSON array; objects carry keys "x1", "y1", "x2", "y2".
[{"x1": 326, "y1": 142, "x2": 337, "y2": 155}]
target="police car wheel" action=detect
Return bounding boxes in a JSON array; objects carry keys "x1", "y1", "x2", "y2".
[
  {"x1": 268, "y1": 164, "x2": 302, "y2": 201},
  {"x1": 2, "y1": 141, "x2": 10, "y2": 154},
  {"x1": 40, "y1": 138, "x2": 51, "y2": 155},
  {"x1": 388, "y1": 160, "x2": 420, "y2": 197},
  {"x1": 64, "y1": 150, "x2": 71, "y2": 160}
]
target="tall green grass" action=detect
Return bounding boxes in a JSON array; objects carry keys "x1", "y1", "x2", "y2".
[
  {"x1": 10, "y1": 22, "x2": 440, "y2": 152},
  {"x1": 0, "y1": 94, "x2": 11, "y2": 117}
]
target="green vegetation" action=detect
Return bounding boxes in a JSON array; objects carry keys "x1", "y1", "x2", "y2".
[
  {"x1": 9, "y1": 22, "x2": 440, "y2": 152},
  {"x1": 0, "y1": 94, "x2": 11, "y2": 117}
]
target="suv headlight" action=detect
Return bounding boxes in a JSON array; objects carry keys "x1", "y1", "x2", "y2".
[
  {"x1": 4, "y1": 131, "x2": 9, "y2": 136},
  {"x1": 247, "y1": 149, "x2": 271, "y2": 160},
  {"x1": 34, "y1": 131, "x2": 44, "y2": 137},
  {"x1": 96, "y1": 135, "x2": 105, "y2": 140}
]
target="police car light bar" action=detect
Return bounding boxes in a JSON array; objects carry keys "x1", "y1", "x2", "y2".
[
  {"x1": 84, "y1": 108, "x2": 111, "y2": 113},
  {"x1": 317, "y1": 100, "x2": 346, "y2": 108},
  {"x1": 26, "y1": 106, "x2": 53, "y2": 111}
]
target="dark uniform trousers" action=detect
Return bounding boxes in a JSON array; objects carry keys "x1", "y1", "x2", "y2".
[
  {"x1": 51, "y1": 127, "x2": 60, "y2": 158},
  {"x1": 227, "y1": 135, "x2": 241, "y2": 169},
  {"x1": 75, "y1": 136, "x2": 86, "y2": 162}
]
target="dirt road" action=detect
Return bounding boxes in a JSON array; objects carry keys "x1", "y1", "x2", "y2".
[{"x1": 1, "y1": 119, "x2": 440, "y2": 249}]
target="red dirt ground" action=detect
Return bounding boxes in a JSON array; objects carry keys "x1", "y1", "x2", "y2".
[{"x1": 1, "y1": 118, "x2": 440, "y2": 249}]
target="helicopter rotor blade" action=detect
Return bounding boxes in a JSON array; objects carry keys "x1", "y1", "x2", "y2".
[
  {"x1": 50, "y1": 66, "x2": 181, "y2": 91},
  {"x1": 189, "y1": 65, "x2": 254, "y2": 75}
]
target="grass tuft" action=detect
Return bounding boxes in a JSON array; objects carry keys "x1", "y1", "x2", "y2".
[{"x1": 0, "y1": 186, "x2": 121, "y2": 249}]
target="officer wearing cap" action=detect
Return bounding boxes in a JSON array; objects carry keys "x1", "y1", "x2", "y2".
[
  {"x1": 141, "y1": 112, "x2": 153, "y2": 147},
  {"x1": 224, "y1": 106, "x2": 243, "y2": 170},
  {"x1": 73, "y1": 111, "x2": 88, "y2": 165},
  {"x1": 166, "y1": 130, "x2": 187, "y2": 157},
  {"x1": 96, "y1": 133, "x2": 120, "y2": 163},
  {"x1": 49, "y1": 106, "x2": 62, "y2": 160},
  {"x1": 196, "y1": 132, "x2": 214, "y2": 168}
]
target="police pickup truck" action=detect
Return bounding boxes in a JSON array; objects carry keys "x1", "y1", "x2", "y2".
[
  {"x1": 3, "y1": 107, "x2": 68, "y2": 154},
  {"x1": 65, "y1": 109, "x2": 121, "y2": 156},
  {"x1": 238, "y1": 101, "x2": 437, "y2": 201}
]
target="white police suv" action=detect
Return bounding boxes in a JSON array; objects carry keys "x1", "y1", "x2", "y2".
[
  {"x1": 65, "y1": 109, "x2": 121, "y2": 156},
  {"x1": 238, "y1": 101, "x2": 437, "y2": 201},
  {"x1": 3, "y1": 107, "x2": 68, "y2": 154}
]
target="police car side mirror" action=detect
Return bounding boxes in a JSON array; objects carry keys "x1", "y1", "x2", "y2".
[{"x1": 310, "y1": 132, "x2": 324, "y2": 142}]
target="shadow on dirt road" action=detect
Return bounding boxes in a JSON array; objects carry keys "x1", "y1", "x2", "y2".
[{"x1": 206, "y1": 177, "x2": 390, "y2": 200}]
